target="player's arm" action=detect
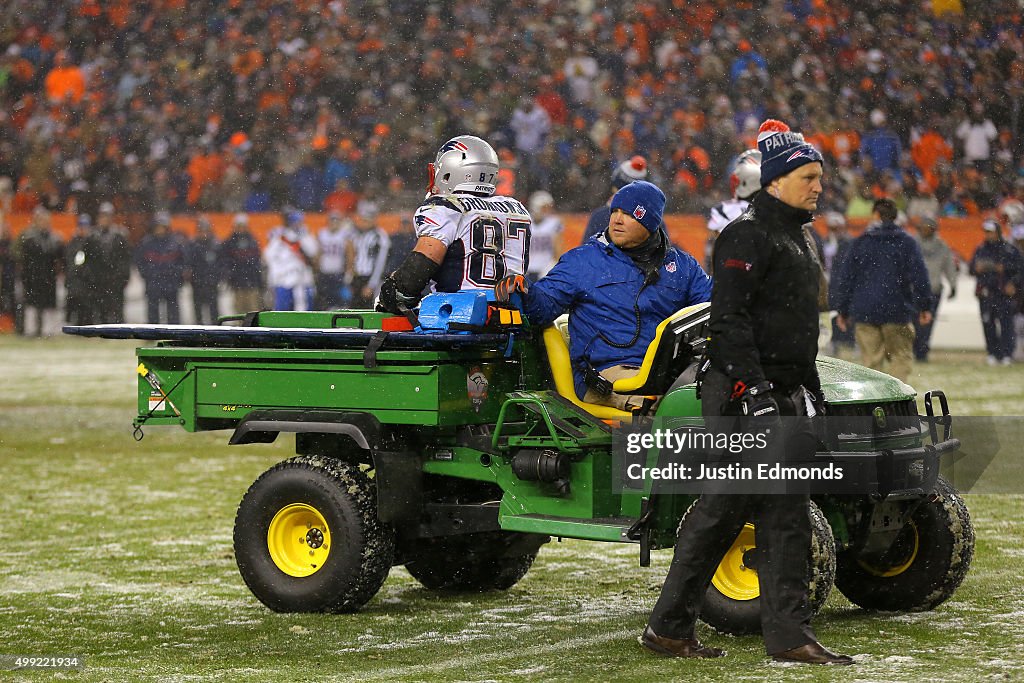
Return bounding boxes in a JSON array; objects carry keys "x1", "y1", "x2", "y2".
[
  {"x1": 411, "y1": 236, "x2": 446, "y2": 264},
  {"x1": 376, "y1": 236, "x2": 446, "y2": 314}
]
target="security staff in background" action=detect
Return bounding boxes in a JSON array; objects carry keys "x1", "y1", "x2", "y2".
[
  {"x1": 65, "y1": 213, "x2": 96, "y2": 325},
  {"x1": 642, "y1": 120, "x2": 854, "y2": 666},
  {"x1": 93, "y1": 202, "x2": 131, "y2": 323},
  {"x1": 186, "y1": 215, "x2": 222, "y2": 324},
  {"x1": 134, "y1": 211, "x2": 186, "y2": 324},
  {"x1": 218, "y1": 212, "x2": 264, "y2": 314}
]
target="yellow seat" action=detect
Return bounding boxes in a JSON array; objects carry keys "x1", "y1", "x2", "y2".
[
  {"x1": 541, "y1": 302, "x2": 710, "y2": 419},
  {"x1": 542, "y1": 322, "x2": 632, "y2": 419}
]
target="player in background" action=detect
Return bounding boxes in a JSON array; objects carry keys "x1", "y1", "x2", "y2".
[
  {"x1": 263, "y1": 210, "x2": 318, "y2": 311},
  {"x1": 705, "y1": 148, "x2": 761, "y2": 273},
  {"x1": 527, "y1": 190, "x2": 562, "y2": 279},
  {"x1": 316, "y1": 209, "x2": 353, "y2": 309},
  {"x1": 376, "y1": 135, "x2": 532, "y2": 314}
]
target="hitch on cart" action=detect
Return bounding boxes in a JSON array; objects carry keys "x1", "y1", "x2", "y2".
[{"x1": 626, "y1": 496, "x2": 654, "y2": 567}]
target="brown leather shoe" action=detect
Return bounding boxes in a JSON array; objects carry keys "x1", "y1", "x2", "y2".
[
  {"x1": 771, "y1": 642, "x2": 854, "y2": 665},
  {"x1": 640, "y1": 626, "x2": 726, "y2": 658}
]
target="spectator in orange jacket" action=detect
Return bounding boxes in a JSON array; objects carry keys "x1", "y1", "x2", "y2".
[
  {"x1": 43, "y1": 51, "x2": 85, "y2": 104},
  {"x1": 912, "y1": 117, "x2": 955, "y2": 191}
]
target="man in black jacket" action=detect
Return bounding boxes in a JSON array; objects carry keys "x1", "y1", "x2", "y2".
[{"x1": 642, "y1": 119, "x2": 853, "y2": 666}]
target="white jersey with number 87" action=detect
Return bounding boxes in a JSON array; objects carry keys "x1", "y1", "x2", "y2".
[{"x1": 413, "y1": 193, "x2": 532, "y2": 292}]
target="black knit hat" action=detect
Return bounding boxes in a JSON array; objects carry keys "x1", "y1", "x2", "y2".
[{"x1": 757, "y1": 119, "x2": 823, "y2": 187}]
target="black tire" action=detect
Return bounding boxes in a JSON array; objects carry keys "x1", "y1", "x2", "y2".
[
  {"x1": 699, "y1": 500, "x2": 836, "y2": 636},
  {"x1": 404, "y1": 531, "x2": 547, "y2": 592},
  {"x1": 233, "y1": 455, "x2": 395, "y2": 613},
  {"x1": 836, "y1": 476, "x2": 974, "y2": 612}
]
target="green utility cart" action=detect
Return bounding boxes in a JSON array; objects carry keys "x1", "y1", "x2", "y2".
[{"x1": 65, "y1": 299, "x2": 973, "y2": 634}]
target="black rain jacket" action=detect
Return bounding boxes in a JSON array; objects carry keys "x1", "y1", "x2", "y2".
[{"x1": 707, "y1": 191, "x2": 822, "y2": 393}]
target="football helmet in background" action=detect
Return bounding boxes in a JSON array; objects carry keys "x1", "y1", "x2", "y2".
[
  {"x1": 999, "y1": 199, "x2": 1024, "y2": 226},
  {"x1": 529, "y1": 190, "x2": 554, "y2": 215},
  {"x1": 731, "y1": 148, "x2": 762, "y2": 200}
]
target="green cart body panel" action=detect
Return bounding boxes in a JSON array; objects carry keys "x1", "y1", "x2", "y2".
[{"x1": 136, "y1": 345, "x2": 519, "y2": 429}]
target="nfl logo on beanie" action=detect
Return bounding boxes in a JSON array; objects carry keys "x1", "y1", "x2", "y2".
[
  {"x1": 611, "y1": 181, "x2": 666, "y2": 233},
  {"x1": 757, "y1": 119, "x2": 824, "y2": 187}
]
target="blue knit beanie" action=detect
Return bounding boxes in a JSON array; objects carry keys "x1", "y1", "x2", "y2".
[
  {"x1": 757, "y1": 119, "x2": 824, "y2": 187},
  {"x1": 610, "y1": 180, "x2": 666, "y2": 233}
]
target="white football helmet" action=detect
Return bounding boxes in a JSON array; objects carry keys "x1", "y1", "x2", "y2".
[
  {"x1": 999, "y1": 199, "x2": 1024, "y2": 226},
  {"x1": 731, "y1": 148, "x2": 762, "y2": 200},
  {"x1": 428, "y1": 135, "x2": 499, "y2": 196},
  {"x1": 529, "y1": 190, "x2": 554, "y2": 215}
]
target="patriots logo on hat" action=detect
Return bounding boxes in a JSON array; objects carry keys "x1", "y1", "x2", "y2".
[
  {"x1": 786, "y1": 149, "x2": 817, "y2": 163},
  {"x1": 633, "y1": 205, "x2": 647, "y2": 221}
]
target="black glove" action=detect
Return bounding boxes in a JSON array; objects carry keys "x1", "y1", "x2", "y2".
[
  {"x1": 494, "y1": 274, "x2": 529, "y2": 303},
  {"x1": 734, "y1": 380, "x2": 780, "y2": 430},
  {"x1": 375, "y1": 273, "x2": 418, "y2": 314}
]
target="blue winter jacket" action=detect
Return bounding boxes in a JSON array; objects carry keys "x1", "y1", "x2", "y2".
[
  {"x1": 524, "y1": 231, "x2": 713, "y2": 399},
  {"x1": 830, "y1": 221, "x2": 931, "y2": 325},
  {"x1": 860, "y1": 128, "x2": 902, "y2": 172}
]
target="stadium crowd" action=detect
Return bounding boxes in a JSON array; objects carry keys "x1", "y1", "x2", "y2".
[
  {"x1": 1, "y1": 0, "x2": 1024, "y2": 218},
  {"x1": 2, "y1": 0, "x2": 1024, "y2": 362}
]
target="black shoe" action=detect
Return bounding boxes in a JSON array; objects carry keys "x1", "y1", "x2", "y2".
[
  {"x1": 639, "y1": 626, "x2": 725, "y2": 658},
  {"x1": 771, "y1": 642, "x2": 854, "y2": 665}
]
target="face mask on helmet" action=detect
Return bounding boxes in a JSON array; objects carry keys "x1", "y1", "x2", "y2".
[{"x1": 427, "y1": 135, "x2": 500, "y2": 196}]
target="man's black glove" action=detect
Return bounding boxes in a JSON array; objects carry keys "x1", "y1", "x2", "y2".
[
  {"x1": 733, "y1": 380, "x2": 780, "y2": 430},
  {"x1": 494, "y1": 274, "x2": 528, "y2": 303}
]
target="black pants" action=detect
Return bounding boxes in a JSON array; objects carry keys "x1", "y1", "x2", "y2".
[
  {"x1": 349, "y1": 275, "x2": 375, "y2": 308},
  {"x1": 96, "y1": 287, "x2": 126, "y2": 323},
  {"x1": 979, "y1": 295, "x2": 1016, "y2": 360},
  {"x1": 316, "y1": 272, "x2": 348, "y2": 310},
  {"x1": 146, "y1": 290, "x2": 180, "y2": 324},
  {"x1": 192, "y1": 282, "x2": 220, "y2": 325},
  {"x1": 913, "y1": 291, "x2": 941, "y2": 360},
  {"x1": 65, "y1": 291, "x2": 94, "y2": 325},
  {"x1": 647, "y1": 368, "x2": 816, "y2": 655}
]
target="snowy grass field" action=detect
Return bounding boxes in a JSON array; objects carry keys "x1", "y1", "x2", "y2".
[{"x1": 1, "y1": 336, "x2": 1023, "y2": 682}]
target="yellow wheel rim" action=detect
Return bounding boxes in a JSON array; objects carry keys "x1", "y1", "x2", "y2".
[
  {"x1": 858, "y1": 521, "x2": 919, "y2": 578},
  {"x1": 711, "y1": 523, "x2": 760, "y2": 601},
  {"x1": 267, "y1": 503, "x2": 331, "y2": 577}
]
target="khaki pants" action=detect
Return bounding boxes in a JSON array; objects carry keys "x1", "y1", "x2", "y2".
[
  {"x1": 582, "y1": 364, "x2": 650, "y2": 411},
  {"x1": 855, "y1": 322, "x2": 915, "y2": 381},
  {"x1": 231, "y1": 288, "x2": 264, "y2": 315}
]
